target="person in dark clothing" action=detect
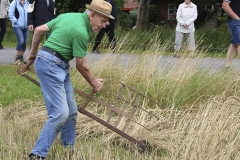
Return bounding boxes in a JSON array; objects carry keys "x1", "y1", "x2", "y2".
[
  {"x1": 28, "y1": 0, "x2": 55, "y2": 41},
  {"x1": 0, "y1": 0, "x2": 10, "y2": 49},
  {"x1": 92, "y1": 0, "x2": 116, "y2": 54}
]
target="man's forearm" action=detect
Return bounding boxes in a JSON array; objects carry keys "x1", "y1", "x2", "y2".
[
  {"x1": 76, "y1": 57, "x2": 96, "y2": 87},
  {"x1": 30, "y1": 25, "x2": 49, "y2": 55},
  {"x1": 77, "y1": 65, "x2": 96, "y2": 86},
  {"x1": 31, "y1": 32, "x2": 44, "y2": 55}
]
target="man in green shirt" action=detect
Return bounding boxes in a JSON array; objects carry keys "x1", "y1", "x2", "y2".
[{"x1": 27, "y1": 0, "x2": 114, "y2": 159}]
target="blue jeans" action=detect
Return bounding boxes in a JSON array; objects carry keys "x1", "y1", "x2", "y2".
[
  {"x1": 13, "y1": 27, "x2": 29, "y2": 51},
  {"x1": 32, "y1": 50, "x2": 78, "y2": 158},
  {"x1": 228, "y1": 19, "x2": 240, "y2": 45}
]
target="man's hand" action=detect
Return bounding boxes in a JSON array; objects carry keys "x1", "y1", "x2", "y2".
[
  {"x1": 27, "y1": 52, "x2": 36, "y2": 61},
  {"x1": 92, "y1": 78, "x2": 103, "y2": 92},
  {"x1": 76, "y1": 57, "x2": 103, "y2": 92},
  {"x1": 28, "y1": 25, "x2": 34, "y2": 32}
]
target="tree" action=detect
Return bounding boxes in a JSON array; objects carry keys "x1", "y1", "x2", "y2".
[{"x1": 136, "y1": 0, "x2": 150, "y2": 30}]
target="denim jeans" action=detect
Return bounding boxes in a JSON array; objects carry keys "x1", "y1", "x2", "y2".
[
  {"x1": 32, "y1": 50, "x2": 78, "y2": 158},
  {"x1": 0, "y1": 18, "x2": 6, "y2": 43},
  {"x1": 13, "y1": 27, "x2": 29, "y2": 51},
  {"x1": 228, "y1": 19, "x2": 240, "y2": 45}
]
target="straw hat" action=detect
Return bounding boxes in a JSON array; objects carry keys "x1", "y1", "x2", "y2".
[{"x1": 86, "y1": 0, "x2": 115, "y2": 19}]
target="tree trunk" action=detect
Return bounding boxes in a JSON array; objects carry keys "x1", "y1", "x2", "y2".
[{"x1": 136, "y1": 0, "x2": 150, "y2": 30}]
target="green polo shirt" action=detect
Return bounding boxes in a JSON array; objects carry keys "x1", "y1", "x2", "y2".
[{"x1": 43, "y1": 12, "x2": 91, "y2": 60}]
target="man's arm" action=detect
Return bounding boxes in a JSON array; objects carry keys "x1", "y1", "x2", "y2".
[
  {"x1": 76, "y1": 57, "x2": 103, "y2": 92},
  {"x1": 28, "y1": 24, "x2": 49, "y2": 60},
  {"x1": 222, "y1": 1, "x2": 240, "y2": 20}
]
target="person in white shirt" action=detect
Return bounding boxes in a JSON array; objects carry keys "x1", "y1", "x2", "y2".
[{"x1": 173, "y1": 0, "x2": 198, "y2": 58}]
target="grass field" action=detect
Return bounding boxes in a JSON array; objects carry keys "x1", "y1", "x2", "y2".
[{"x1": 1, "y1": 41, "x2": 240, "y2": 159}]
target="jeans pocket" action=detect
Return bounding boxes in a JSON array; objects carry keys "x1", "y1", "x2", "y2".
[
  {"x1": 51, "y1": 57, "x2": 64, "y2": 65},
  {"x1": 36, "y1": 54, "x2": 47, "y2": 61}
]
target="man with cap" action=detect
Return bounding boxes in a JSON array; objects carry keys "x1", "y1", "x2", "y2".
[{"x1": 27, "y1": 0, "x2": 114, "y2": 159}]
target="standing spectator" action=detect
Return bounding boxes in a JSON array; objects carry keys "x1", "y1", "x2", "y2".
[
  {"x1": 8, "y1": 0, "x2": 29, "y2": 64},
  {"x1": 27, "y1": 0, "x2": 113, "y2": 159},
  {"x1": 28, "y1": 0, "x2": 55, "y2": 45},
  {"x1": 173, "y1": 0, "x2": 197, "y2": 58},
  {"x1": 0, "y1": 0, "x2": 10, "y2": 49},
  {"x1": 92, "y1": 0, "x2": 116, "y2": 54},
  {"x1": 222, "y1": 0, "x2": 240, "y2": 68}
]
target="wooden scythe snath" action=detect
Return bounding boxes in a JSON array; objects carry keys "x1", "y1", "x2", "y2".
[{"x1": 17, "y1": 61, "x2": 160, "y2": 151}]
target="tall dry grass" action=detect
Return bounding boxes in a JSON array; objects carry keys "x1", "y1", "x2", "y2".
[{"x1": 1, "y1": 33, "x2": 240, "y2": 159}]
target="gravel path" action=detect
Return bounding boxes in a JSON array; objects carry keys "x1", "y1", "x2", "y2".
[{"x1": 1, "y1": 47, "x2": 240, "y2": 73}]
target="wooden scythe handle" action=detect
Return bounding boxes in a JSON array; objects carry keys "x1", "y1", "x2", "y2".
[{"x1": 81, "y1": 89, "x2": 95, "y2": 109}]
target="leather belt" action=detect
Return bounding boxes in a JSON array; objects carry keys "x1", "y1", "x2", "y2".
[{"x1": 41, "y1": 46, "x2": 68, "y2": 62}]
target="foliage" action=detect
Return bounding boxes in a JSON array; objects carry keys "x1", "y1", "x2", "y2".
[
  {"x1": 193, "y1": 0, "x2": 219, "y2": 6},
  {"x1": 114, "y1": 0, "x2": 134, "y2": 29},
  {"x1": 56, "y1": 0, "x2": 74, "y2": 15},
  {"x1": 218, "y1": 12, "x2": 228, "y2": 24},
  {"x1": 116, "y1": 12, "x2": 134, "y2": 29},
  {"x1": 148, "y1": 5, "x2": 160, "y2": 25},
  {"x1": 195, "y1": 23, "x2": 230, "y2": 50},
  {"x1": 195, "y1": 9, "x2": 215, "y2": 28},
  {"x1": 55, "y1": 0, "x2": 133, "y2": 29}
]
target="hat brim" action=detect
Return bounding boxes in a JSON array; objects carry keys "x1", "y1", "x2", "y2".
[{"x1": 86, "y1": 4, "x2": 115, "y2": 19}]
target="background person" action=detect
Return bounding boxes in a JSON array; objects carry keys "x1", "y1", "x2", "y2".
[
  {"x1": 92, "y1": 0, "x2": 116, "y2": 54},
  {"x1": 27, "y1": 0, "x2": 113, "y2": 159},
  {"x1": 28, "y1": 0, "x2": 55, "y2": 47},
  {"x1": 222, "y1": 0, "x2": 240, "y2": 68},
  {"x1": 173, "y1": 0, "x2": 197, "y2": 58},
  {"x1": 0, "y1": 0, "x2": 10, "y2": 49},
  {"x1": 8, "y1": 0, "x2": 29, "y2": 64}
]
